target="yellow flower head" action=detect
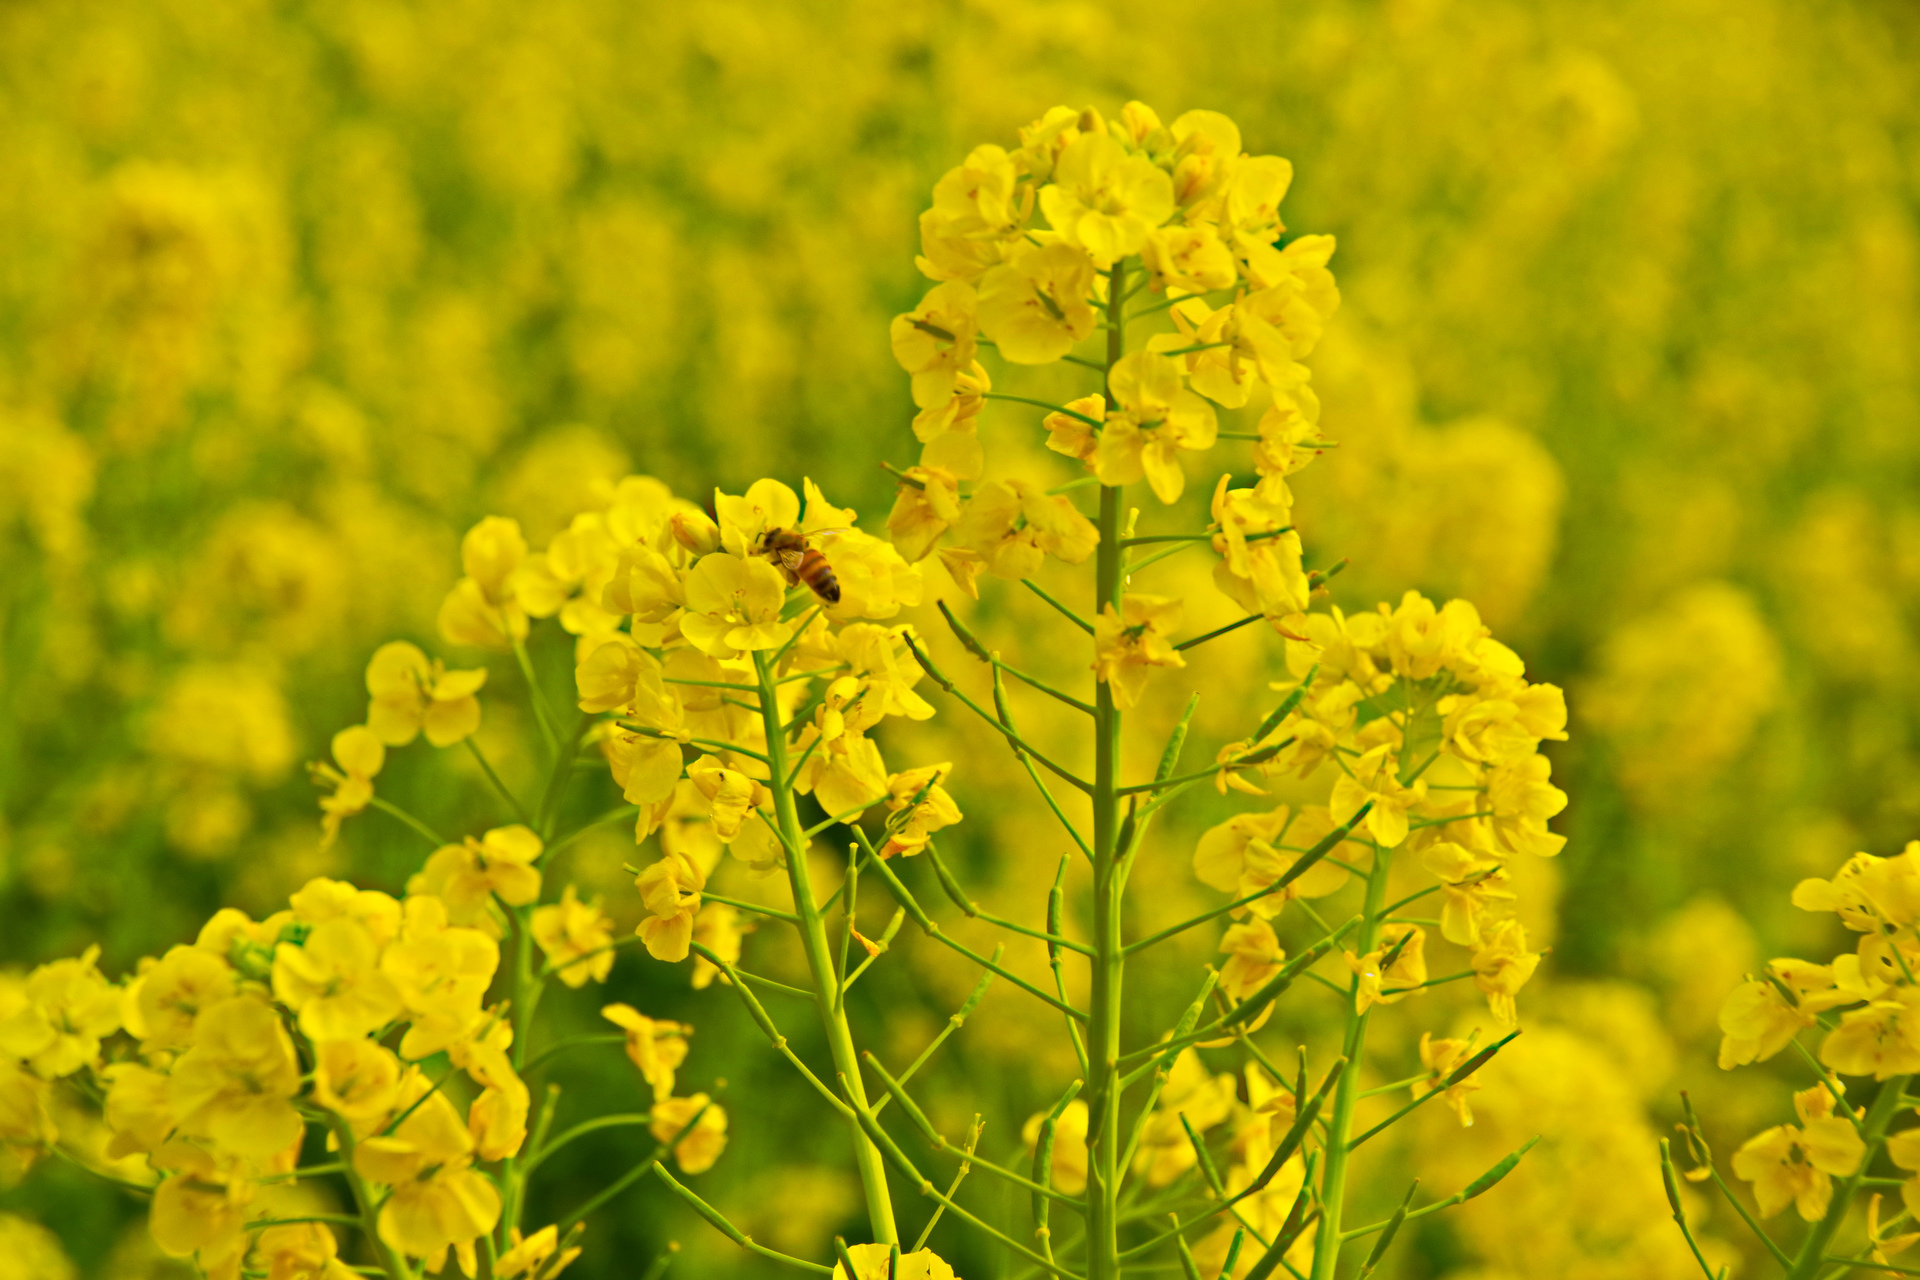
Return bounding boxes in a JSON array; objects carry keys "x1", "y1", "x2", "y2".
[
  {"x1": 978, "y1": 243, "x2": 1098, "y2": 365},
  {"x1": 1094, "y1": 352, "x2": 1218, "y2": 503},
  {"x1": 650, "y1": 1093, "x2": 728, "y2": 1174},
  {"x1": 310, "y1": 1038, "x2": 404, "y2": 1124},
  {"x1": 833, "y1": 1242, "x2": 959, "y2": 1280},
  {"x1": 887, "y1": 453, "x2": 972, "y2": 564},
  {"x1": 634, "y1": 853, "x2": 707, "y2": 963},
  {"x1": 880, "y1": 763, "x2": 963, "y2": 858},
  {"x1": 1421, "y1": 842, "x2": 1517, "y2": 948},
  {"x1": 1043, "y1": 394, "x2": 1106, "y2": 465},
  {"x1": 1820, "y1": 986, "x2": 1920, "y2": 1080},
  {"x1": 532, "y1": 886, "x2": 616, "y2": 988},
  {"x1": 0, "y1": 948, "x2": 122, "y2": 1078},
  {"x1": 1471, "y1": 919, "x2": 1542, "y2": 1026},
  {"x1": 0, "y1": 1059, "x2": 57, "y2": 1162},
  {"x1": 166, "y1": 994, "x2": 303, "y2": 1160},
  {"x1": 356, "y1": 1087, "x2": 500, "y2": 1274},
  {"x1": 365, "y1": 641, "x2": 487, "y2": 748},
  {"x1": 913, "y1": 361, "x2": 992, "y2": 450},
  {"x1": 272, "y1": 917, "x2": 403, "y2": 1041},
  {"x1": 1142, "y1": 224, "x2": 1237, "y2": 294},
  {"x1": 312, "y1": 725, "x2": 385, "y2": 849},
  {"x1": 1345, "y1": 923, "x2": 1427, "y2": 1015},
  {"x1": 1329, "y1": 742, "x2": 1427, "y2": 850},
  {"x1": 124, "y1": 944, "x2": 236, "y2": 1052},
  {"x1": 1715, "y1": 960, "x2": 1838, "y2": 1069},
  {"x1": 102, "y1": 1062, "x2": 173, "y2": 1158},
  {"x1": 690, "y1": 903, "x2": 747, "y2": 991},
  {"x1": 1732, "y1": 1089, "x2": 1865, "y2": 1220},
  {"x1": 1414, "y1": 1033, "x2": 1482, "y2": 1127},
  {"x1": 496, "y1": 1225, "x2": 583, "y2": 1280},
  {"x1": 148, "y1": 1142, "x2": 256, "y2": 1276},
  {"x1": 438, "y1": 517, "x2": 533, "y2": 651},
  {"x1": 951, "y1": 478, "x2": 1099, "y2": 581},
  {"x1": 410, "y1": 825, "x2": 545, "y2": 927},
  {"x1": 601, "y1": 1003, "x2": 690, "y2": 1101},
  {"x1": 287, "y1": 879, "x2": 403, "y2": 943},
  {"x1": 1210, "y1": 477, "x2": 1308, "y2": 621},
  {"x1": 1168, "y1": 109, "x2": 1247, "y2": 210},
  {"x1": 917, "y1": 144, "x2": 1023, "y2": 283},
  {"x1": 1093, "y1": 593, "x2": 1186, "y2": 711},
  {"x1": 255, "y1": 1222, "x2": 357, "y2": 1280},
  {"x1": 891, "y1": 281, "x2": 979, "y2": 411},
  {"x1": 380, "y1": 895, "x2": 500, "y2": 1060},
  {"x1": 680, "y1": 553, "x2": 792, "y2": 659},
  {"x1": 1039, "y1": 131, "x2": 1174, "y2": 267},
  {"x1": 1192, "y1": 805, "x2": 1350, "y2": 920},
  {"x1": 1216, "y1": 919, "x2": 1285, "y2": 1007}
]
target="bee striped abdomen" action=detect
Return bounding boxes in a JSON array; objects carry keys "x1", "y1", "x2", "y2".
[{"x1": 795, "y1": 548, "x2": 840, "y2": 604}]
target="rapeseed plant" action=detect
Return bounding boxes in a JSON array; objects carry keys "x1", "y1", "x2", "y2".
[{"x1": 0, "y1": 101, "x2": 1574, "y2": 1280}]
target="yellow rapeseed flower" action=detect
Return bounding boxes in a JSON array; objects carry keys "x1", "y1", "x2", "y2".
[
  {"x1": 634, "y1": 853, "x2": 706, "y2": 963},
  {"x1": 272, "y1": 918, "x2": 403, "y2": 1041},
  {"x1": 438, "y1": 516, "x2": 533, "y2": 651},
  {"x1": 1092, "y1": 593, "x2": 1186, "y2": 711},
  {"x1": 1094, "y1": 352, "x2": 1218, "y2": 503},
  {"x1": 496, "y1": 1225, "x2": 582, "y2": 1279},
  {"x1": 650, "y1": 1093, "x2": 728, "y2": 1174},
  {"x1": 1732, "y1": 1084, "x2": 1864, "y2": 1219},
  {"x1": 891, "y1": 281, "x2": 978, "y2": 410},
  {"x1": 355, "y1": 1088, "x2": 500, "y2": 1275},
  {"x1": 311, "y1": 725, "x2": 385, "y2": 849},
  {"x1": 679, "y1": 553, "x2": 791, "y2": 659},
  {"x1": 364, "y1": 641, "x2": 487, "y2": 748},
  {"x1": 1039, "y1": 131, "x2": 1174, "y2": 267},
  {"x1": 166, "y1": 994, "x2": 303, "y2": 1160},
  {"x1": 532, "y1": 886, "x2": 615, "y2": 988},
  {"x1": 0, "y1": 948, "x2": 122, "y2": 1078},
  {"x1": 977, "y1": 243, "x2": 1098, "y2": 365},
  {"x1": 410, "y1": 825, "x2": 544, "y2": 928},
  {"x1": 601, "y1": 1004, "x2": 690, "y2": 1101}
]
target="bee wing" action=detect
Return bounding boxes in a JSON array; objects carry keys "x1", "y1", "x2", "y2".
[{"x1": 777, "y1": 547, "x2": 808, "y2": 573}]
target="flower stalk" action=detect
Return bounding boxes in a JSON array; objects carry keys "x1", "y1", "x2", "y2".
[{"x1": 752, "y1": 648, "x2": 900, "y2": 1244}]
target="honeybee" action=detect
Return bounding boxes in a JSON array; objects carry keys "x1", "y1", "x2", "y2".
[{"x1": 759, "y1": 528, "x2": 842, "y2": 604}]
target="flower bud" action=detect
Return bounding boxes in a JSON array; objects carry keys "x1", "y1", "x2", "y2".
[{"x1": 670, "y1": 510, "x2": 721, "y2": 556}]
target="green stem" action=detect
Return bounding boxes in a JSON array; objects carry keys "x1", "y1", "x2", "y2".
[
  {"x1": 511, "y1": 634, "x2": 562, "y2": 756},
  {"x1": 752, "y1": 648, "x2": 899, "y2": 1244},
  {"x1": 499, "y1": 902, "x2": 542, "y2": 1240},
  {"x1": 1310, "y1": 845, "x2": 1393, "y2": 1280},
  {"x1": 465, "y1": 738, "x2": 533, "y2": 826},
  {"x1": 1086, "y1": 257, "x2": 1130, "y2": 1280},
  {"x1": 1786, "y1": 1073, "x2": 1913, "y2": 1280},
  {"x1": 328, "y1": 1114, "x2": 416, "y2": 1280},
  {"x1": 366, "y1": 796, "x2": 448, "y2": 848}
]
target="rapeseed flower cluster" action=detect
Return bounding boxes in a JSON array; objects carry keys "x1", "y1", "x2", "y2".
[
  {"x1": 1657, "y1": 838, "x2": 1920, "y2": 1275},
  {"x1": 0, "y1": 853, "x2": 712, "y2": 1278},
  {"x1": 6, "y1": 1, "x2": 1917, "y2": 1271}
]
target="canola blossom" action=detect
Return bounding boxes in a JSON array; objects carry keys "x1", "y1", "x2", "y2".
[
  {"x1": 2, "y1": 24, "x2": 1913, "y2": 1274},
  {"x1": 0, "y1": 100, "x2": 1584, "y2": 1280}
]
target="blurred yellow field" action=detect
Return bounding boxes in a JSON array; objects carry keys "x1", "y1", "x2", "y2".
[{"x1": 2, "y1": 2, "x2": 1918, "y2": 1278}]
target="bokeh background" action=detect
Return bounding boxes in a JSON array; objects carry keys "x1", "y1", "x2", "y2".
[{"x1": 3, "y1": 0, "x2": 1918, "y2": 1276}]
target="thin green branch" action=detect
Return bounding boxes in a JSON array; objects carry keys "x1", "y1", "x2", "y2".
[
  {"x1": 874, "y1": 963, "x2": 999, "y2": 1117},
  {"x1": 654, "y1": 1166, "x2": 835, "y2": 1274},
  {"x1": 1175, "y1": 615, "x2": 1264, "y2": 653},
  {"x1": 465, "y1": 738, "x2": 533, "y2": 825},
  {"x1": 985, "y1": 392, "x2": 1103, "y2": 427},
  {"x1": 367, "y1": 796, "x2": 449, "y2": 848},
  {"x1": 1024, "y1": 579, "x2": 1096, "y2": 634}
]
